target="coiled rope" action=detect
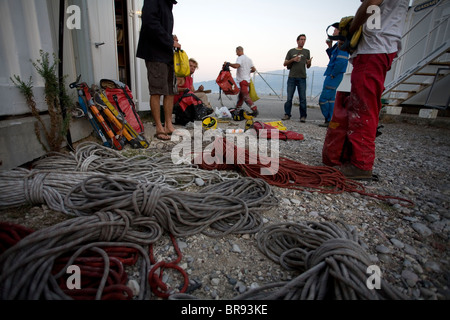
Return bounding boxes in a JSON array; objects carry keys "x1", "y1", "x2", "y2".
[
  {"x1": 170, "y1": 220, "x2": 408, "y2": 300},
  {"x1": 196, "y1": 137, "x2": 414, "y2": 207},
  {"x1": 64, "y1": 175, "x2": 275, "y2": 237},
  {"x1": 32, "y1": 141, "x2": 240, "y2": 189},
  {"x1": 0, "y1": 210, "x2": 159, "y2": 300},
  {"x1": 236, "y1": 221, "x2": 408, "y2": 300}
]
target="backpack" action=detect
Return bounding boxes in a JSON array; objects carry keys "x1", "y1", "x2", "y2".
[
  {"x1": 100, "y1": 79, "x2": 145, "y2": 134},
  {"x1": 173, "y1": 90, "x2": 214, "y2": 126},
  {"x1": 251, "y1": 121, "x2": 304, "y2": 141},
  {"x1": 327, "y1": 17, "x2": 363, "y2": 54},
  {"x1": 216, "y1": 63, "x2": 240, "y2": 96}
]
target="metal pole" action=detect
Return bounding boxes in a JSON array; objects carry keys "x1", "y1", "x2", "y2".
[
  {"x1": 59, "y1": 0, "x2": 73, "y2": 150},
  {"x1": 256, "y1": 71, "x2": 282, "y2": 100}
]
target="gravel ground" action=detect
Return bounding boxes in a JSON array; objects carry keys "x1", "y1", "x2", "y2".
[{"x1": 1, "y1": 114, "x2": 449, "y2": 301}]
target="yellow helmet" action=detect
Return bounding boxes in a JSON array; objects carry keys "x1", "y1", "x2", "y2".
[{"x1": 202, "y1": 116, "x2": 218, "y2": 130}]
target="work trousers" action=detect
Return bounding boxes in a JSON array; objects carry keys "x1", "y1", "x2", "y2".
[
  {"x1": 236, "y1": 80, "x2": 254, "y2": 108},
  {"x1": 319, "y1": 73, "x2": 344, "y2": 122},
  {"x1": 322, "y1": 53, "x2": 397, "y2": 171}
]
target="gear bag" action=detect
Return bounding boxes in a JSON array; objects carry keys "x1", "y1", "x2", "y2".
[
  {"x1": 327, "y1": 16, "x2": 363, "y2": 54},
  {"x1": 216, "y1": 63, "x2": 240, "y2": 96},
  {"x1": 251, "y1": 121, "x2": 304, "y2": 141},
  {"x1": 100, "y1": 79, "x2": 145, "y2": 134},
  {"x1": 173, "y1": 90, "x2": 213, "y2": 126}
]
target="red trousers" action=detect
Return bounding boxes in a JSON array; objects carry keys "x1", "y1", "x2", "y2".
[
  {"x1": 322, "y1": 53, "x2": 397, "y2": 171},
  {"x1": 236, "y1": 80, "x2": 254, "y2": 108}
]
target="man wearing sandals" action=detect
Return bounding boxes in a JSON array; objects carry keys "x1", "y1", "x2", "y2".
[{"x1": 137, "y1": 0, "x2": 180, "y2": 141}]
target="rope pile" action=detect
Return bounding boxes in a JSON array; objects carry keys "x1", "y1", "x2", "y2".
[
  {"x1": 234, "y1": 221, "x2": 408, "y2": 300},
  {"x1": 64, "y1": 175, "x2": 275, "y2": 237},
  {"x1": 196, "y1": 137, "x2": 414, "y2": 207},
  {"x1": 0, "y1": 168, "x2": 102, "y2": 212},
  {"x1": 32, "y1": 141, "x2": 240, "y2": 189},
  {"x1": 0, "y1": 210, "x2": 158, "y2": 300},
  {"x1": 0, "y1": 167, "x2": 275, "y2": 237}
]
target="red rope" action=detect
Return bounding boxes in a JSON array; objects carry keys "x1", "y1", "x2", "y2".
[
  {"x1": 196, "y1": 137, "x2": 414, "y2": 207},
  {"x1": 0, "y1": 222, "x2": 34, "y2": 255},
  {"x1": 54, "y1": 247, "x2": 140, "y2": 300},
  {"x1": 148, "y1": 234, "x2": 189, "y2": 299}
]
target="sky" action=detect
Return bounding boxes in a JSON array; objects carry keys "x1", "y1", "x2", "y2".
[{"x1": 171, "y1": 0, "x2": 363, "y2": 82}]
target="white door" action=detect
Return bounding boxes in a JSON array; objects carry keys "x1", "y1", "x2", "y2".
[
  {"x1": 127, "y1": 0, "x2": 150, "y2": 111},
  {"x1": 87, "y1": 0, "x2": 119, "y2": 83}
]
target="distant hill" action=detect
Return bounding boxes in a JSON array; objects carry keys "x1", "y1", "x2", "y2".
[{"x1": 194, "y1": 67, "x2": 327, "y2": 98}]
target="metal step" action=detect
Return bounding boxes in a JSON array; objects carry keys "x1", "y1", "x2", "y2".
[{"x1": 382, "y1": 41, "x2": 450, "y2": 107}]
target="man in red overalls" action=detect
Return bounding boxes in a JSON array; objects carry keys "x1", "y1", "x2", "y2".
[{"x1": 322, "y1": 0, "x2": 409, "y2": 180}]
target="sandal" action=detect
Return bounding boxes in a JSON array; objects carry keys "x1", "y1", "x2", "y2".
[{"x1": 154, "y1": 132, "x2": 170, "y2": 141}]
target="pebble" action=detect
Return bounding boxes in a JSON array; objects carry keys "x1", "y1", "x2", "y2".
[
  {"x1": 375, "y1": 244, "x2": 391, "y2": 254},
  {"x1": 401, "y1": 270, "x2": 420, "y2": 287},
  {"x1": 411, "y1": 223, "x2": 433, "y2": 237},
  {"x1": 231, "y1": 244, "x2": 242, "y2": 253},
  {"x1": 127, "y1": 279, "x2": 140, "y2": 297},
  {"x1": 390, "y1": 238, "x2": 405, "y2": 249},
  {"x1": 195, "y1": 178, "x2": 205, "y2": 186}
]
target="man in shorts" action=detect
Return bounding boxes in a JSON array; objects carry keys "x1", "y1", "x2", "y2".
[{"x1": 137, "y1": 0, "x2": 180, "y2": 141}]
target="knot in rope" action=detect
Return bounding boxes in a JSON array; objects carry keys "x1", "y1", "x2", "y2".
[
  {"x1": 24, "y1": 171, "x2": 48, "y2": 205},
  {"x1": 132, "y1": 183, "x2": 163, "y2": 216},
  {"x1": 95, "y1": 210, "x2": 131, "y2": 242}
]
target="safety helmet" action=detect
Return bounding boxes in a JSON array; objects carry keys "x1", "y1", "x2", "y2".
[{"x1": 202, "y1": 116, "x2": 218, "y2": 130}]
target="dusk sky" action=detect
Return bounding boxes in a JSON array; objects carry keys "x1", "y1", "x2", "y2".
[{"x1": 171, "y1": 0, "x2": 364, "y2": 81}]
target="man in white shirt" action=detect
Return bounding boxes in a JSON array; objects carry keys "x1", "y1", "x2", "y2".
[
  {"x1": 322, "y1": 0, "x2": 409, "y2": 180},
  {"x1": 226, "y1": 46, "x2": 259, "y2": 117}
]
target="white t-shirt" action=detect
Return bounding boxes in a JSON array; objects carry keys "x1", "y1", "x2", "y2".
[
  {"x1": 353, "y1": 0, "x2": 409, "y2": 58},
  {"x1": 235, "y1": 54, "x2": 254, "y2": 83}
]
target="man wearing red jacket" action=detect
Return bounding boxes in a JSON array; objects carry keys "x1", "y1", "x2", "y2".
[{"x1": 322, "y1": 0, "x2": 409, "y2": 180}]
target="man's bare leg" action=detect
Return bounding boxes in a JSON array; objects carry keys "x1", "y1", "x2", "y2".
[
  {"x1": 150, "y1": 95, "x2": 170, "y2": 140},
  {"x1": 163, "y1": 95, "x2": 175, "y2": 134}
]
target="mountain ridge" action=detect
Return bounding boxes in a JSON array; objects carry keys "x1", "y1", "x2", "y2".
[{"x1": 194, "y1": 66, "x2": 327, "y2": 98}]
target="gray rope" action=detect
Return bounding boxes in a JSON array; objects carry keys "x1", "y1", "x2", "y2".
[
  {"x1": 64, "y1": 175, "x2": 276, "y2": 237},
  {"x1": 236, "y1": 220, "x2": 409, "y2": 300},
  {"x1": 169, "y1": 220, "x2": 409, "y2": 300},
  {"x1": 0, "y1": 210, "x2": 158, "y2": 300},
  {"x1": 32, "y1": 141, "x2": 241, "y2": 189}
]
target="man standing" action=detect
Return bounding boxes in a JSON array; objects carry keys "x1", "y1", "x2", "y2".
[
  {"x1": 282, "y1": 34, "x2": 313, "y2": 122},
  {"x1": 136, "y1": 0, "x2": 180, "y2": 141},
  {"x1": 318, "y1": 26, "x2": 349, "y2": 127},
  {"x1": 322, "y1": 0, "x2": 409, "y2": 179},
  {"x1": 226, "y1": 46, "x2": 259, "y2": 117}
]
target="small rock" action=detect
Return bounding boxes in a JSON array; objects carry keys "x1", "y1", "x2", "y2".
[
  {"x1": 231, "y1": 244, "x2": 242, "y2": 253},
  {"x1": 390, "y1": 238, "x2": 405, "y2": 249},
  {"x1": 411, "y1": 223, "x2": 433, "y2": 237},
  {"x1": 235, "y1": 281, "x2": 246, "y2": 294},
  {"x1": 127, "y1": 279, "x2": 140, "y2": 297},
  {"x1": 401, "y1": 270, "x2": 419, "y2": 287},
  {"x1": 404, "y1": 244, "x2": 417, "y2": 255},
  {"x1": 376, "y1": 245, "x2": 391, "y2": 254},
  {"x1": 423, "y1": 261, "x2": 442, "y2": 273}
]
